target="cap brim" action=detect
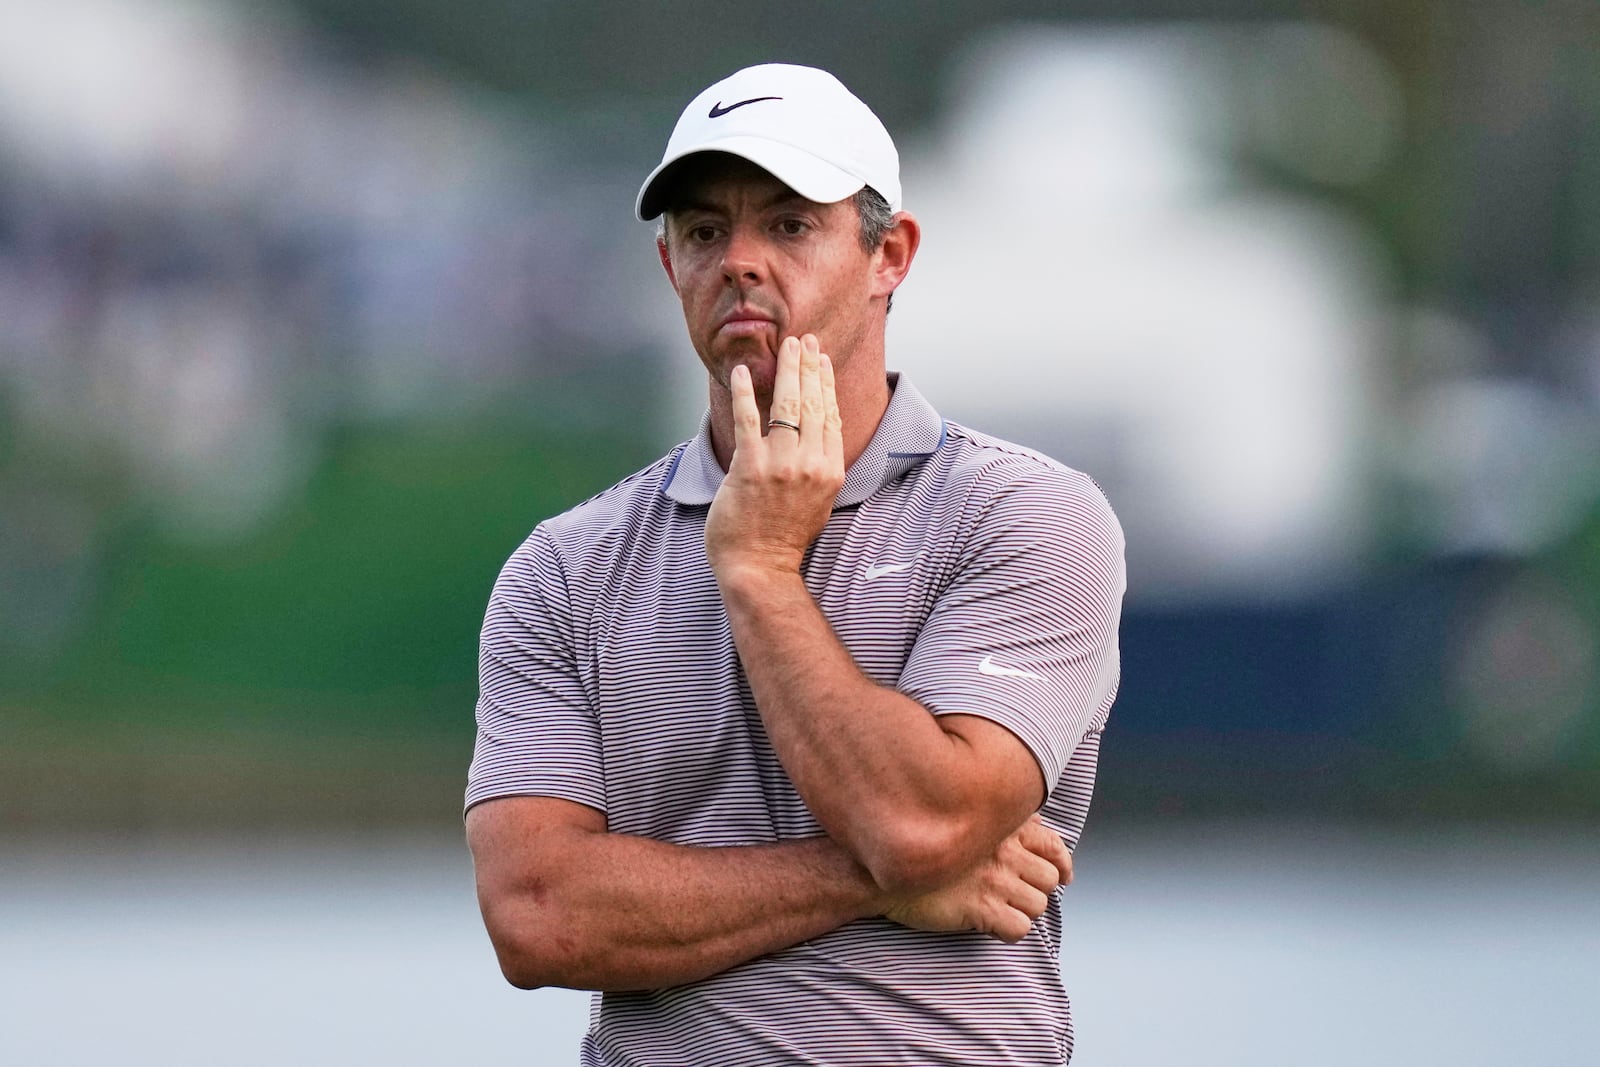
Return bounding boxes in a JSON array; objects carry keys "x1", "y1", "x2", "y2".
[{"x1": 635, "y1": 136, "x2": 868, "y2": 220}]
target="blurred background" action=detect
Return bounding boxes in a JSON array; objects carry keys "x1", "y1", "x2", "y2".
[{"x1": 2, "y1": 0, "x2": 1596, "y2": 1064}]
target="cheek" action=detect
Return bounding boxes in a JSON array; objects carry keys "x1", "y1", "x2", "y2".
[
  {"x1": 808, "y1": 263, "x2": 860, "y2": 317},
  {"x1": 675, "y1": 265, "x2": 719, "y2": 314}
]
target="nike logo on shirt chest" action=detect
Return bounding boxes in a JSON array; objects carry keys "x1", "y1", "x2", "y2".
[{"x1": 863, "y1": 560, "x2": 916, "y2": 581}]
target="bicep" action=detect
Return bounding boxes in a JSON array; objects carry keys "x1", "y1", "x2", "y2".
[{"x1": 467, "y1": 531, "x2": 607, "y2": 815}]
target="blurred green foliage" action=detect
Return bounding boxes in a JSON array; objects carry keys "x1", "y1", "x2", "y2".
[{"x1": 11, "y1": 410, "x2": 659, "y2": 740}]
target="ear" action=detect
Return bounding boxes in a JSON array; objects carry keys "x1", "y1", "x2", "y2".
[
  {"x1": 871, "y1": 211, "x2": 920, "y2": 301},
  {"x1": 657, "y1": 235, "x2": 679, "y2": 292}
]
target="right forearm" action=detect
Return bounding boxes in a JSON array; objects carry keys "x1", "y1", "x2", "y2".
[{"x1": 475, "y1": 826, "x2": 882, "y2": 992}]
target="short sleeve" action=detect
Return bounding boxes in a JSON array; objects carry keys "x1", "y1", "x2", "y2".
[
  {"x1": 465, "y1": 526, "x2": 606, "y2": 815},
  {"x1": 896, "y1": 466, "x2": 1125, "y2": 790}
]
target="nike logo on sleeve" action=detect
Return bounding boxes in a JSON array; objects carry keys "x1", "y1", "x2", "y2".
[
  {"x1": 978, "y1": 655, "x2": 1045, "y2": 681},
  {"x1": 708, "y1": 96, "x2": 782, "y2": 117}
]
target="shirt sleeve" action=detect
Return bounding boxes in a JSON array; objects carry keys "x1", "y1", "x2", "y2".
[
  {"x1": 896, "y1": 464, "x2": 1125, "y2": 791},
  {"x1": 464, "y1": 526, "x2": 606, "y2": 816}
]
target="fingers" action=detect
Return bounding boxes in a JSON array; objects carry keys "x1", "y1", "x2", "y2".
[
  {"x1": 797, "y1": 334, "x2": 824, "y2": 447},
  {"x1": 767, "y1": 336, "x2": 802, "y2": 436},
  {"x1": 728, "y1": 364, "x2": 762, "y2": 453},
  {"x1": 986, "y1": 859, "x2": 1055, "y2": 942},
  {"x1": 966, "y1": 874, "x2": 1048, "y2": 944},
  {"x1": 1014, "y1": 849, "x2": 1063, "y2": 896},
  {"x1": 765, "y1": 335, "x2": 838, "y2": 457},
  {"x1": 1016, "y1": 817, "x2": 1072, "y2": 888},
  {"x1": 707, "y1": 333, "x2": 843, "y2": 577},
  {"x1": 987, "y1": 906, "x2": 1036, "y2": 945},
  {"x1": 957, "y1": 820, "x2": 1071, "y2": 944},
  {"x1": 819, "y1": 350, "x2": 843, "y2": 468}
]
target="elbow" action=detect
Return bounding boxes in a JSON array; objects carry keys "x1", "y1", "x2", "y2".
[
  {"x1": 861, "y1": 817, "x2": 978, "y2": 896},
  {"x1": 491, "y1": 934, "x2": 548, "y2": 990},
  {"x1": 489, "y1": 927, "x2": 587, "y2": 990},
  {"x1": 501, "y1": 961, "x2": 548, "y2": 992},
  {"x1": 486, "y1": 928, "x2": 553, "y2": 990},
  {"x1": 480, "y1": 899, "x2": 578, "y2": 990}
]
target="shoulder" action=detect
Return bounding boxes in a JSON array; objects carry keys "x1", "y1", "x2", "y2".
[
  {"x1": 933, "y1": 422, "x2": 1121, "y2": 542},
  {"x1": 539, "y1": 445, "x2": 687, "y2": 540},
  {"x1": 922, "y1": 423, "x2": 1127, "y2": 609},
  {"x1": 499, "y1": 444, "x2": 689, "y2": 584}
]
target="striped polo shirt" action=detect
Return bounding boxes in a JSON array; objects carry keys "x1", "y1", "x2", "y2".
[{"x1": 468, "y1": 373, "x2": 1125, "y2": 1066}]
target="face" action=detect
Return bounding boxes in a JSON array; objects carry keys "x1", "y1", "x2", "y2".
[{"x1": 658, "y1": 155, "x2": 880, "y2": 401}]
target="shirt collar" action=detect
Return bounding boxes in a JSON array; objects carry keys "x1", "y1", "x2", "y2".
[{"x1": 661, "y1": 372, "x2": 946, "y2": 508}]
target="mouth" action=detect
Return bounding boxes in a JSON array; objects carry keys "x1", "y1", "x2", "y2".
[{"x1": 717, "y1": 307, "x2": 776, "y2": 338}]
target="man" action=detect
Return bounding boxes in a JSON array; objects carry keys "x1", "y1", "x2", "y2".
[{"x1": 466, "y1": 63, "x2": 1125, "y2": 1065}]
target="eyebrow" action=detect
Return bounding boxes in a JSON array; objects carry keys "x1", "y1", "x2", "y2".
[{"x1": 670, "y1": 188, "x2": 815, "y2": 218}]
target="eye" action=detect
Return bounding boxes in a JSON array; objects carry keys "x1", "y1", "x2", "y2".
[
  {"x1": 689, "y1": 225, "x2": 719, "y2": 243},
  {"x1": 776, "y1": 218, "x2": 809, "y2": 236}
]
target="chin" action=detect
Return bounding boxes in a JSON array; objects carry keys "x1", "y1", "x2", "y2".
[
  {"x1": 709, "y1": 344, "x2": 777, "y2": 394},
  {"x1": 728, "y1": 361, "x2": 777, "y2": 402}
]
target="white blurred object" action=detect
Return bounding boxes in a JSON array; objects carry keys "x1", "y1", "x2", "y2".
[
  {"x1": 0, "y1": 0, "x2": 249, "y2": 186},
  {"x1": 887, "y1": 24, "x2": 1391, "y2": 604}
]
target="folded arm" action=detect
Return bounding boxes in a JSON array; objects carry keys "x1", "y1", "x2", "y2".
[{"x1": 467, "y1": 795, "x2": 1069, "y2": 991}]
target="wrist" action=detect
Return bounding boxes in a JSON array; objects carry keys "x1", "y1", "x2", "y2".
[
  {"x1": 711, "y1": 553, "x2": 805, "y2": 597},
  {"x1": 788, "y1": 835, "x2": 890, "y2": 922},
  {"x1": 834, "y1": 843, "x2": 896, "y2": 920}
]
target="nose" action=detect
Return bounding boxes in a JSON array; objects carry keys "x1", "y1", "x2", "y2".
[{"x1": 721, "y1": 225, "x2": 763, "y2": 287}]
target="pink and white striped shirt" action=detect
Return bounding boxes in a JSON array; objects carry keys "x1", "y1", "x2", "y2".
[{"x1": 468, "y1": 373, "x2": 1125, "y2": 1065}]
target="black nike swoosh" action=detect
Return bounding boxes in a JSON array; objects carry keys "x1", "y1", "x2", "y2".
[{"x1": 708, "y1": 96, "x2": 782, "y2": 118}]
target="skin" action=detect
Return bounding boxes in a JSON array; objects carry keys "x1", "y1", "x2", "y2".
[{"x1": 467, "y1": 155, "x2": 1072, "y2": 992}]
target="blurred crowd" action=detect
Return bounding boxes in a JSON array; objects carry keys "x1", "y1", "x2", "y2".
[{"x1": 0, "y1": 0, "x2": 661, "y2": 664}]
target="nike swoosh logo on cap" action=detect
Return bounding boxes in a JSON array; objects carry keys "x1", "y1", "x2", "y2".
[
  {"x1": 863, "y1": 560, "x2": 915, "y2": 581},
  {"x1": 978, "y1": 655, "x2": 1045, "y2": 681},
  {"x1": 708, "y1": 96, "x2": 782, "y2": 118}
]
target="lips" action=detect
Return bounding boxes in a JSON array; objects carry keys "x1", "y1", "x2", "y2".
[{"x1": 717, "y1": 306, "x2": 776, "y2": 336}]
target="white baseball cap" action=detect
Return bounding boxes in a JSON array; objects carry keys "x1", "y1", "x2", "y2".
[{"x1": 635, "y1": 63, "x2": 901, "y2": 221}]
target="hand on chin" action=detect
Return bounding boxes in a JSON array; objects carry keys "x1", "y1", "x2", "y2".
[{"x1": 713, "y1": 338, "x2": 781, "y2": 396}]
